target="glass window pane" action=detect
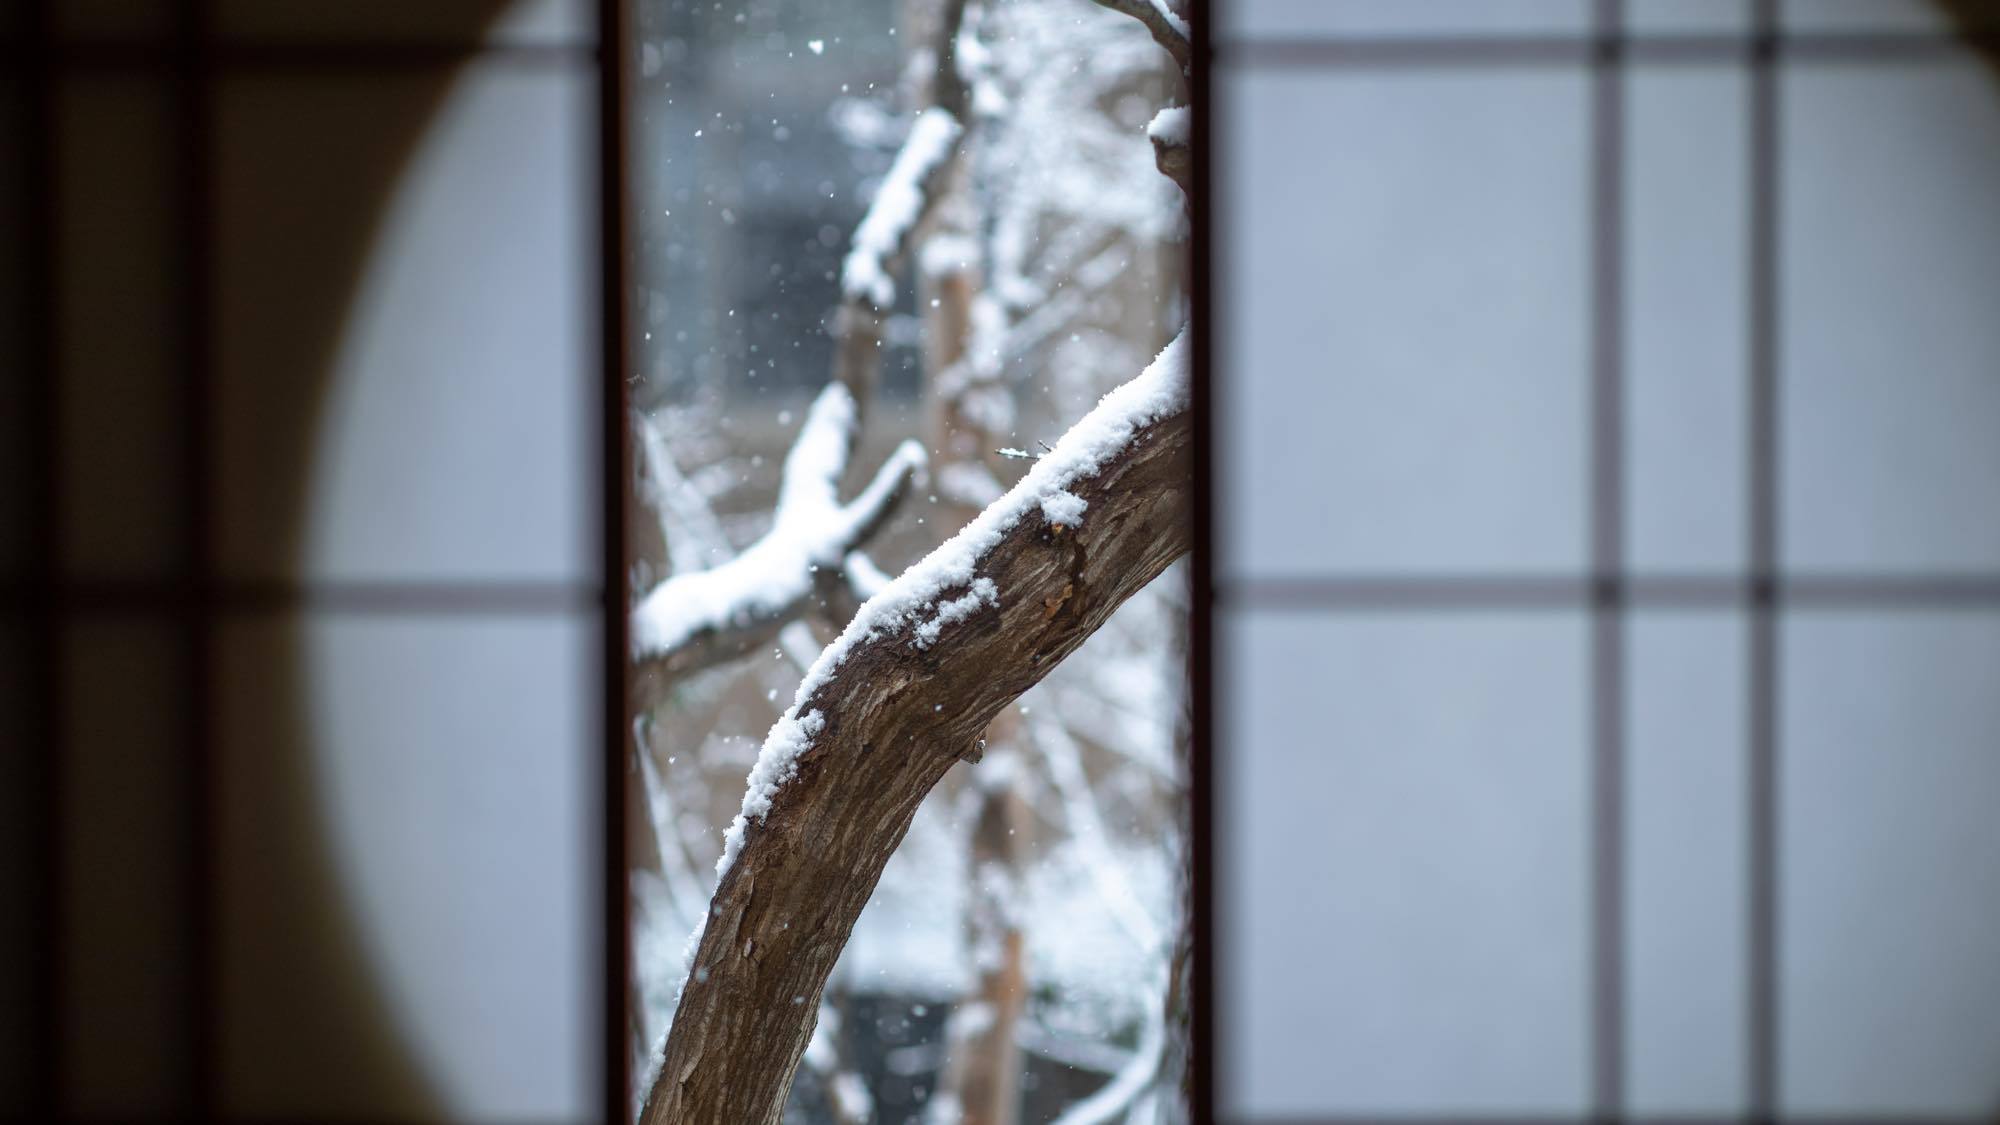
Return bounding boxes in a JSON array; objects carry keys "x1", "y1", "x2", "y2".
[
  {"x1": 1780, "y1": 610, "x2": 2000, "y2": 1115},
  {"x1": 217, "y1": 614, "x2": 597, "y2": 1120},
  {"x1": 1625, "y1": 611, "x2": 1747, "y2": 1115},
  {"x1": 1627, "y1": 0, "x2": 1749, "y2": 35},
  {"x1": 1219, "y1": 0, "x2": 1588, "y2": 42},
  {"x1": 1220, "y1": 610, "x2": 1589, "y2": 1116},
  {"x1": 1781, "y1": 57, "x2": 2000, "y2": 572},
  {"x1": 56, "y1": 0, "x2": 170, "y2": 38},
  {"x1": 1219, "y1": 67, "x2": 1589, "y2": 579},
  {"x1": 1625, "y1": 66, "x2": 1746, "y2": 573},
  {"x1": 58, "y1": 75, "x2": 186, "y2": 578},
  {"x1": 1783, "y1": 0, "x2": 2000, "y2": 34},
  {"x1": 215, "y1": 0, "x2": 590, "y2": 46},
  {"x1": 215, "y1": 63, "x2": 595, "y2": 584},
  {"x1": 626, "y1": 0, "x2": 1189, "y2": 1119},
  {"x1": 61, "y1": 621, "x2": 192, "y2": 1117}
]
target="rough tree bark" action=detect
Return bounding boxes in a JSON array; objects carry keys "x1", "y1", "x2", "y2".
[{"x1": 640, "y1": 401, "x2": 1190, "y2": 1124}]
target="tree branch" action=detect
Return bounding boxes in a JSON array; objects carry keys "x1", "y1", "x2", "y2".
[
  {"x1": 641, "y1": 333, "x2": 1192, "y2": 1125},
  {"x1": 630, "y1": 384, "x2": 925, "y2": 682},
  {"x1": 1147, "y1": 105, "x2": 1191, "y2": 199},
  {"x1": 1088, "y1": 0, "x2": 1192, "y2": 73},
  {"x1": 633, "y1": 409, "x2": 731, "y2": 577},
  {"x1": 839, "y1": 108, "x2": 966, "y2": 316},
  {"x1": 831, "y1": 0, "x2": 972, "y2": 411},
  {"x1": 929, "y1": 0, "x2": 972, "y2": 119}
]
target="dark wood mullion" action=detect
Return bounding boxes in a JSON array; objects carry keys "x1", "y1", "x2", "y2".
[
  {"x1": 1189, "y1": 0, "x2": 1215, "y2": 1118},
  {"x1": 597, "y1": 0, "x2": 634, "y2": 1120},
  {"x1": 174, "y1": 0, "x2": 217, "y2": 1111},
  {"x1": 24, "y1": 0, "x2": 64, "y2": 1113}
]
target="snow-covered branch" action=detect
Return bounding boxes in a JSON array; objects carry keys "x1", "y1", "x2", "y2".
[
  {"x1": 630, "y1": 385, "x2": 925, "y2": 682},
  {"x1": 824, "y1": 0, "x2": 974, "y2": 427},
  {"x1": 1148, "y1": 105, "x2": 1191, "y2": 198},
  {"x1": 634, "y1": 411, "x2": 732, "y2": 577},
  {"x1": 715, "y1": 329, "x2": 1186, "y2": 878},
  {"x1": 643, "y1": 332, "x2": 1192, "y2": 1125},
  {"x1": 841, "y1": 107, "x2": 965, "y2": 313}
]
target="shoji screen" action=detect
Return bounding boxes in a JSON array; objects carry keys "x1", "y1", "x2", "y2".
[
  {"x1": 1214, "y1": 1, "x2": 2000, "y2": 1119},
  {"x1": 2, "y1": 0, "x2": 614, "y2": 1119}
]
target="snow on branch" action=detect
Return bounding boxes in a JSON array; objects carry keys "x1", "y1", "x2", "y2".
[
  {"x1": 1088, "y1": 0, "x2": 1192, "y2": 73},
  {"x1": 634, "y1": 409, "x2": 732, "y2": 577},
  {"x1": 715, "y1": 328, "x2": 1188, "y2": 880},
  {"x1": 1147, "y1": 105, "x2": 1191, "y2": 197},
  {"x1": 841, "y1": 107, "x2": 965, "y2": 312},
  {"x1": 631, "y1": 384, "x2": 925, "y2": 681}
]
